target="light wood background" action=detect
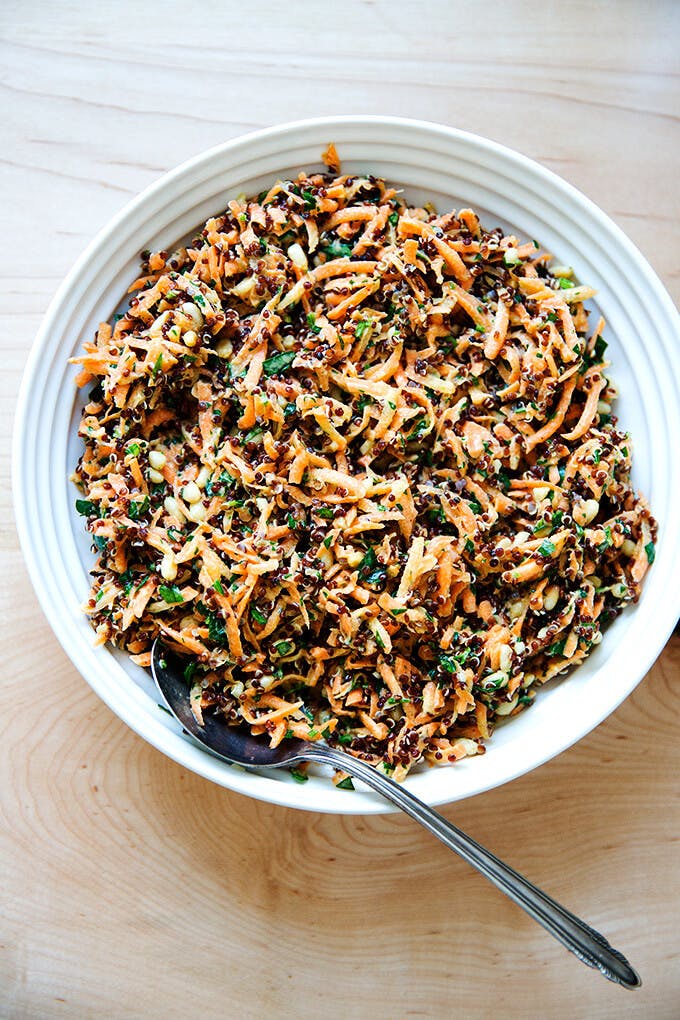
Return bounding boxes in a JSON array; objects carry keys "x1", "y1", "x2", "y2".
[{"x1": 1, "y1": 2, "x2": 679, "y2": 1017}]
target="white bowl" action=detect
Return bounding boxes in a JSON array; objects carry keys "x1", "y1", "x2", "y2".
[{"x1": 13, "y1": 116, "x2": 680, "y2": 814}]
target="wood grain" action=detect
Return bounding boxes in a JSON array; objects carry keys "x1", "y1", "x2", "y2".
[{"x1": 1, "y1": 1, "x2": 679, "y2": 1016}]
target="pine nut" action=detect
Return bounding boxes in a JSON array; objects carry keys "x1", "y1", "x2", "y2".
[
  {"x1": 287, "y1": 242, "x2": 308, "y2": 271},
  {"x1": 196, "y1": 466, "x2": 211, "y2": 489},
  {"x1": 182, "y1": 481, "x2": 201, "y2": 504},
  {"x1": 160, "y1": 553, "x2": 177, "y2": 581},
  {"x1": 186, "y1": 502, "x2": 206, "y2": 522},
  {"x1": 163, "y1": 496, "x2": 185, "y2": 522},
  {"x1": 181, "y1": 301, "x2": 203, "y2": 329}
]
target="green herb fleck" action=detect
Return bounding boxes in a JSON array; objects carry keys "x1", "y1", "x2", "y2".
[
  {"x1": 206, "y1": 613, "x2": 228, "y2": 647},
  {"x1": 75, "y1": 499, "x2": 96, "y2": 516},
  {"x1": 263, "y1": 349, "x2": 297, "y2": 376},
  {"x1": 306, "y1": 312, "x2": 321, "y2": 335},
  {"x1": 323, "y1": 239, "x2": 353, "y2": 259},
  {"x1": 548, "y1": 638, "x2": 567, "y2": 657},
  {"x1": 128, "y1": 495, "x2": 150, "y2": 520},
  {"x1": 598, "y1": 525, "x2": 613, "y2": 553}
]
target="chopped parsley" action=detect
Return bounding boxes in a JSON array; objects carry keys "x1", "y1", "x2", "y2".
[
  {"x1": 598, "y1": 525, "x2": 613, "y2": 553},
  {"x1": 323, "y1": 239, "x2": 353, "y2": 259},
  {"x1": 206, "y1": 613, "x2": 228, "y2": 647},
  {"x1": 306, "y1": 312, "x2": 321, "y2": 335},
  {"x1": 548, "y1": 638, "x2": 567, "y2": 657},
  {"x1": 262, "y1": 349, "x2": 297, "y2": 376},
  {"x1": 357, "y1": 546, "x2": 387, "y2": 586},
  {"x1": 75, "y1": 499, "x2": 96, "y2": 516},
  {"x1": 128, "y1": 495, "x2": 150, "y2": 520}
]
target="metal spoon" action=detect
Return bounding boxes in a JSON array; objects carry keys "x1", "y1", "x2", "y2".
[{"x1": 152, "y1": 640, "x2": 640, "y2": 988}]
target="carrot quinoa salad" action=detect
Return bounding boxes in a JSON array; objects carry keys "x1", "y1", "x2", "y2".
[{"x1": 71, "y1": 145, "x2": 656, "y2": 784}]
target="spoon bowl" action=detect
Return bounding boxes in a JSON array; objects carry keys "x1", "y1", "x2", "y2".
[{"x1": 153, "y1": 645, "x2": 309, "y2": 768}]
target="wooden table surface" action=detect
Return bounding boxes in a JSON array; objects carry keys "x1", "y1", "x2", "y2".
[{"x1": 2, "y1": 2, "x2": 678, "y2": 1016}]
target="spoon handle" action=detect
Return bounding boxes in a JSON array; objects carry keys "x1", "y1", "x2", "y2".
[{"x1": 305, "y1": 745, "x2": 640, "y2": 989}]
